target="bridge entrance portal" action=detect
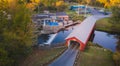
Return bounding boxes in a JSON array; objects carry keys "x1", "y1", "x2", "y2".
[{"x1": 69, "y1": 40, "x2": 80, "y2": 49}]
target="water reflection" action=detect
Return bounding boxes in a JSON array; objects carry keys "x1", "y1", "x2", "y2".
[
  {"x1": 38, "y1": 26, "x2": 73, "y2": 45},
  {"x1": 38, "y1": 26, "x2": 120, "y2": 52},
  {"x1": 51, "y1": 28, "x2": 73, "y2": 44},
  {"x1": 38, "y1": 34, "x2": 49, "y2": 44},
  {"x1": 93, "y1": 31, "x2": 120, "y2": 52}
]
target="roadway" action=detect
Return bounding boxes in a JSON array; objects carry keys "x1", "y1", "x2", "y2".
[{"x1": 49, "y1": 45, "x2": 79, "y2": 66}]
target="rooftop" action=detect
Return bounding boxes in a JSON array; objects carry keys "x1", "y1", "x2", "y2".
[
  {"x1": 56, "y1": 12, "x2": 68, "y2": 16},
  {"x1": 33, "y1": 12, "x2": 68, "y2": 19},
  {"x1": 66, "y1": 16, "x2": 97, "y2": 44}
]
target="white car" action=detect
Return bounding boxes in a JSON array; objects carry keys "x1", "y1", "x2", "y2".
[{"x1": 99, "y1": 9, "x2": 104, "y2": 13}]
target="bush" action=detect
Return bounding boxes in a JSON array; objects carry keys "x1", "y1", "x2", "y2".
[
  {"x1": 113, "y1": 51, "x2": 120, "y2": 66},
  {"x1": 56, "y1": 4, "x2": 68, "y2": 12},
  {"x1": 87, "y1": 41, "x2": 103, "y2": 48},
  {"x1": 110, "y1": 6, "x2": 120, "y2": 24}
]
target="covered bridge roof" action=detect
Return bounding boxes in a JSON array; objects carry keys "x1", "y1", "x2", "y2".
[{"x1": 66, "y1": 16, "x2": 96, "y2": 44}]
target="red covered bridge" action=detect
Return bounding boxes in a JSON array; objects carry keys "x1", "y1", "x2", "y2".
[{"x1": 65, "y1": 16, "x2": 97, "y2": 51}]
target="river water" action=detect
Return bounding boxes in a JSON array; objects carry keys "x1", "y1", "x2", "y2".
[
  {"x1": 38, "y1": 27, "x2": 120, "y2": 52},
  {"x1": 38, "y1": 26, "x2": 73, "y2": 45},
  {"x1": 93, "y1": 31, "x2": 119, "y2": 52}
]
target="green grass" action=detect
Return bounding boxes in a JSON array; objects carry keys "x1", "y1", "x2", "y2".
[
  {"x1": 66, "y1": 10, "x2": 85, "y2": 22},
  {"x1": 96, "y1": 17, "x2": 120, "y2": 33},
  {"x1": 66, "y1": 10, "x2": 76, "y2": 15},
  {"x1": 96, "y1": 17, "x2": 112, "y2": 32},
  {"x1": 75, "y1": 46, "x2": 114, "y2": 66},
  {"x1": 20, "y1": 47, "x2": 66, "y2": 66}
]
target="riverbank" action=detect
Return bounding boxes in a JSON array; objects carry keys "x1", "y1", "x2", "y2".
[
  {"x1": 96, "y1": 17, "x2": 120, "y2": 66},
  {"x1": 19, "y1": 46, "x2": 67, "y2": 66},
  {"x1": 96, "y1": 17, "x2": 120, "y2": 34},
  {"x1": 74, "y1": 42, "x2": 114, "y2": 66},
  {"x1": 96, "y1": 17, "x2": 111, "y2": 31}
]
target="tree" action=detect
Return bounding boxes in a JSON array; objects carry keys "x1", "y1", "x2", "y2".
[
  {"x1": 113, "y1": 51, "x2": 120, "y2": 66},
  {"x1": 0, "y1": 0, "x2": 33, "y2": 65},
  {"x1": 98, "y1": 0, "x2": 120, "y2": 7},
  {"x1": 33, "y1": 0, "x2": 66, "y2": 12},
  {"x1": 110, "y1": 6, "x2": 120, "y2": 23}
]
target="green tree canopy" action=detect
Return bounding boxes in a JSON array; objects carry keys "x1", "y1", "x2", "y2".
[{"x1": 0, "y1": 0, "x2": 33, "y2": 65}]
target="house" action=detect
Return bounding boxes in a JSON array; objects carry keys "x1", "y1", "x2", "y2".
[
  {"x1": 32, "y1": 12, "x2": 69, "y2": 27},
  {"x1": 32, "y1": 13, "x2": 57, "y2": 27},
  {"x1": 56, "y1": 12, "x2": 69, "y2": 22},
  {"x1": 32, "y1": 12, "x2": 69, "y2": 34},
  {"x1": 70, "y1": 5, "x2": 91, "y2": 15},
  {"x1": 70, "y1": 5, "x2": 85, "y2": 11}
]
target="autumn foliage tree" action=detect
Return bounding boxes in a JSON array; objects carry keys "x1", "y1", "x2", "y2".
[
  {"x1": 33, "y1": 0, "x2": 67, "y2": 12},
  {"x1": 98, "y1": 0, "x2": 120, "y2": 8},
  {"x1": 0, "y1": 0, "x2": 33, "y2": 66}
]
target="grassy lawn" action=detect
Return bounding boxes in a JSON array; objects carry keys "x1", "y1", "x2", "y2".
[
  {"x1": 96, "y1": 17, "x2": 112, "y2": 32},
  {"x1": 75, "y1": 45, "x2": 114, "y2": 66},
  {"x1": 66, "y1": 10, "x2": 76, "y2": 15},
  {"x1": 96, "y1": 17, "x2": 120, "y2": 33},
  {"x1": 66, "y1": 10, "x2": 85, "y2": 22},
  {"x1": 20, "y1": 47, "x2": 66, "y2": 66}
]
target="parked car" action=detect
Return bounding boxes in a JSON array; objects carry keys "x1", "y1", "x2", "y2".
[{"x1": 99, "y1": 9, "x2": 104, "y2": 13}]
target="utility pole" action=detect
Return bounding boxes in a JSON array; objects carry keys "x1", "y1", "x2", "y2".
[
  {"x1": 84, "y1": 3, "x2": 88, "y2": 17},
  {"x1": 85, "y1": 5, "x2": 87, "y2": 17},
  {"x1": 38, "y1": 5, "x2": 39, "y2": 14},
  {"x1": 77, "y1": 4, "x2": 79, "y2": 15}
]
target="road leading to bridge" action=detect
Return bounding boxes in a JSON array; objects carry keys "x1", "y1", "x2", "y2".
[
  {"x1": 49, "y1": 8, "x2": 110, "y2": 66},
  {"x1": 49, "y1": 45, "x2": 79, "y2": 66}
]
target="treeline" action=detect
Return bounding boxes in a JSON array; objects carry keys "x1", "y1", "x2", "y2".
[
  {"x1": 0, "y1": 0, "x2": 33, "y2": 66},
  {"x1": 65, "y1": 0, "x2": 104, "y2": 7},
  {"x1": 26, "y1": 0, "x2": 68, "y2": 12},
  {"x1": 112, "y1": 6, "x2": 120, "y2": 66},
  {"x1": 34, "y1": 1, "x2": 68, "y2": 12}
]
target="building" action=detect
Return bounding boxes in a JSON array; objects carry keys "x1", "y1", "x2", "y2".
[
  {"x1": 65, "y1": 16, "x2": 96, "y2": 51},
  {"x1": 70, "y1": 5, "x2": 85, "y2": 11},
  {"x1": 32, "y1": 12, "x2": 69, "y2": 34},
  {"x1": 32, "y1": 12, "x2": 69, "y2": 27},
  {"x1": 56, "y1": 12, "x2": 69, "y2": 22}
]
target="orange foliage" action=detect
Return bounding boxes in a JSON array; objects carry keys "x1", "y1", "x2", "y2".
[
  {"x1": 26, "y1": 3, "x2": 35, "y2": 10},
  {"x1": 26, "y1": 0, "x2": 41, "y2": 10},
  {"x1": 98, "y1": 0, "x2": 120, "y2": 7},
  {"x1": 31, "y1": 0, "x2": 40, "y2": 4},
  {"x1": 0, "y1": 0, "x2": 14, "y2": 3},
  {"x1": 56, "y1": 1, "x2": 64, "y2": 6}
]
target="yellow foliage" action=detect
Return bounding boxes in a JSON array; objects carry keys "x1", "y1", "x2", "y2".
[
  {"x1": 31, "y1": 0, "x2": 40, "y2": 4},
  {"x1": 98, "y1": 0, "x2": 107, "y2": 3},
  {"x1": 110, "y1": 0, "x2": 120, "y2": 5},
  {"x1": 0, "y1": 0, "x2": 14, "y2": 3},
  {"x1": 26, "y1": 0, "x2": 41, "y2": 10},
  {"x1": 0, "y1": 0, "x2": 17, "y2": 9},
  {"x1": 98, "y1": 0, "x2": 120, "y2": 7},
  {"x1": 0, "y1": 0, "x2": 37, "y2": 11},
  {"x1": 86, "y1": 0, "x2": 91, "y2": 4},
  {"x1": 56, "y1": 1, "x2": 64, "y2": 6},
  {"x1": 26, "y1": 3, "x2": 35, "y2": 10}
]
